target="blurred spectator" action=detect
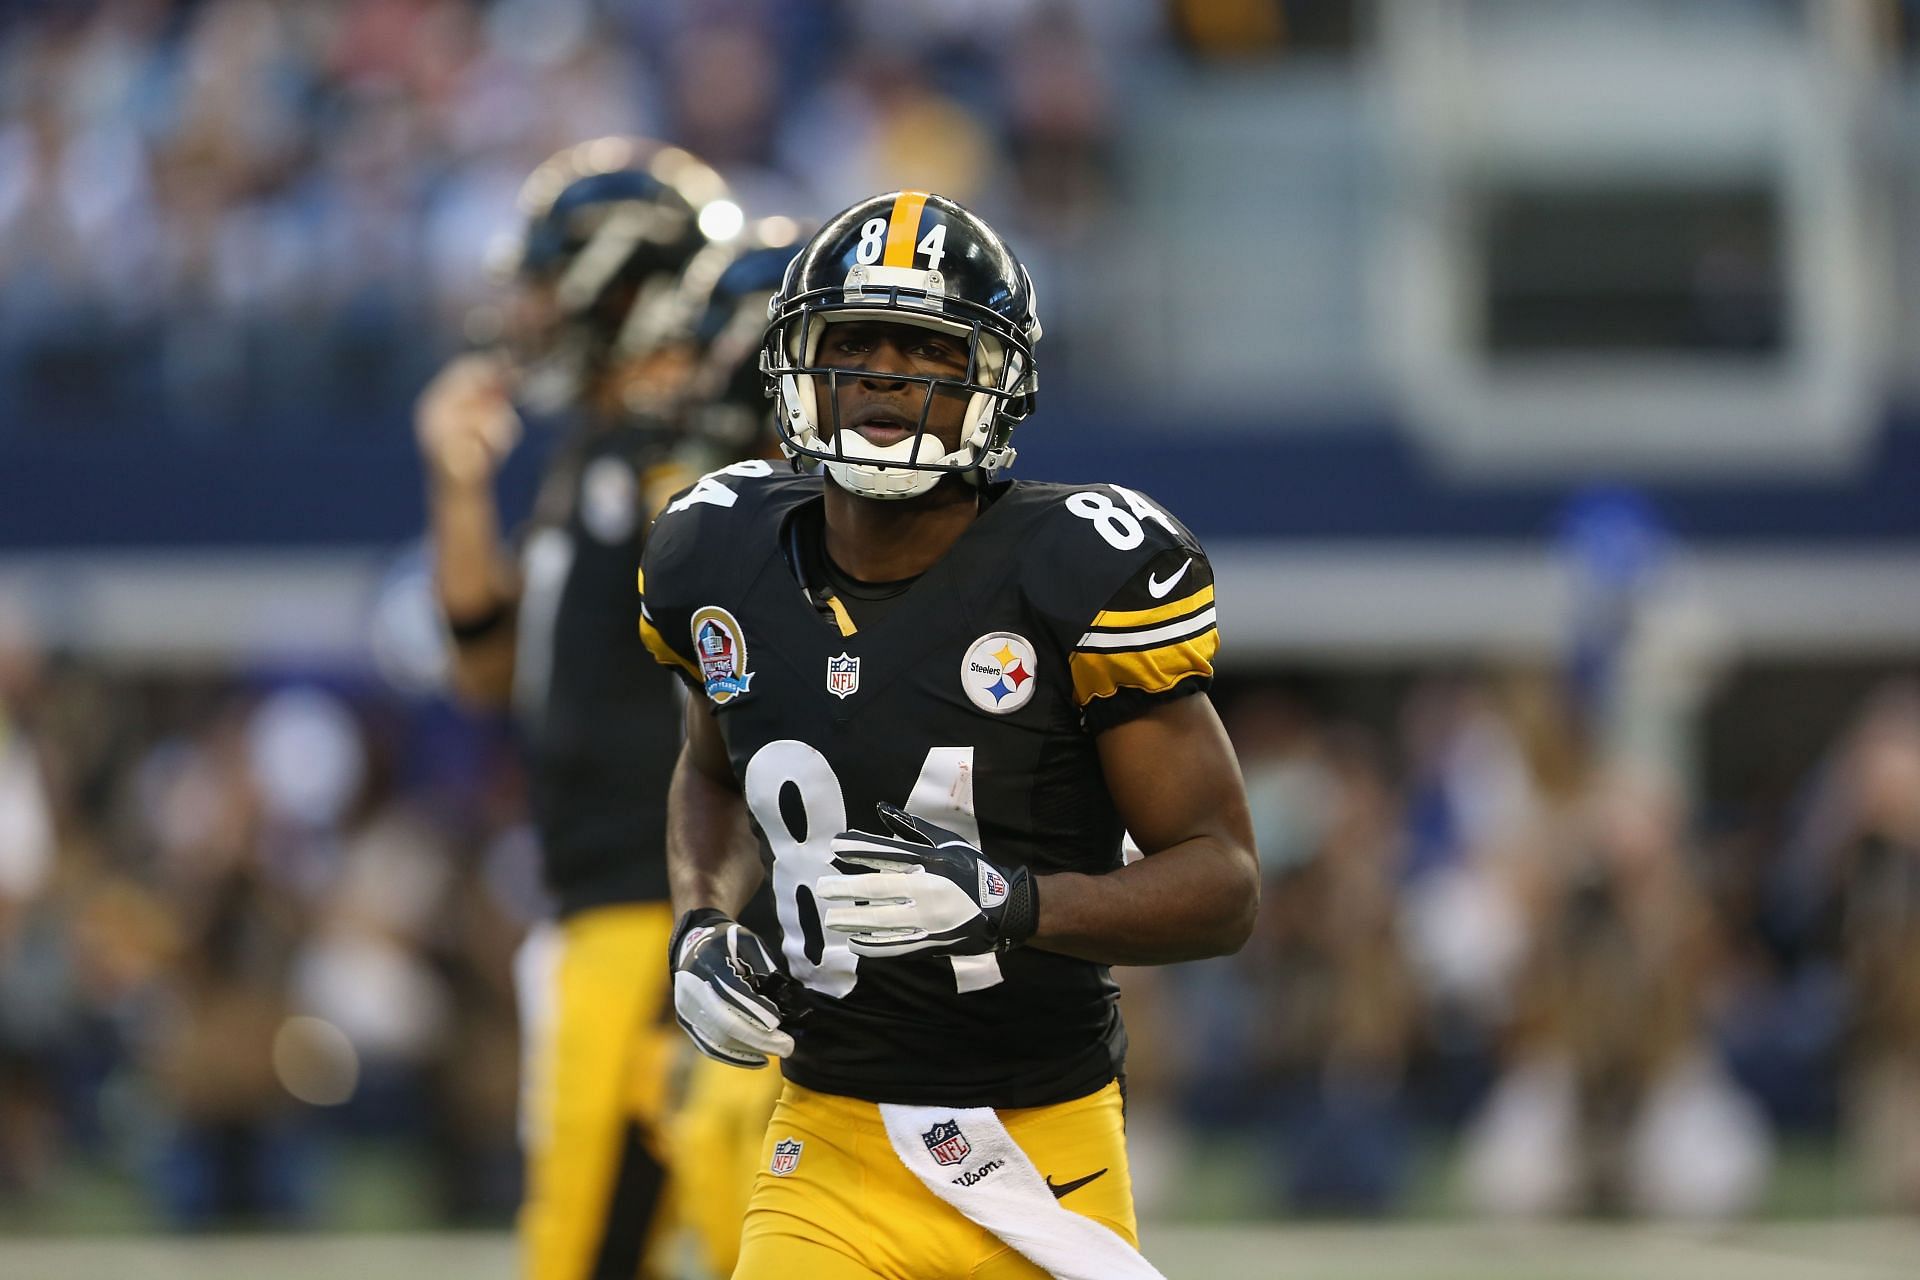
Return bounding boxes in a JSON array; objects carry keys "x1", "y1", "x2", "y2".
[
  {"x1": 1788, "y1": 681, "x2": 1920, "y2": 1210},
  {"x1": 1258, "y1": 725, "x2": 1418, "y2": 1213},
  {"x1": 1461, "y1": 764, "x2": 1773, "y2": 1219},
  {"x1": 0, "y1": 604, "x2": 57, "y2": 1196},
  {"x1": 1003, "y1": 2, "x2": 1120, "y2": 240},
  {"x1": 0, "y1": 660, "x2": 524, "y2": 1229},
  {"x1": 1182, "y1": 692, "x2": 1419, "y2": 1214}
]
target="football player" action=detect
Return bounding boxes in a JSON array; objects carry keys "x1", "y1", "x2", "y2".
[
  {"x1": 639, "y1": 192, "x2": 1259, "y2": 1279},
  {"x1": 414, "y1": 136, "x2": 747, "y2": 1280}
]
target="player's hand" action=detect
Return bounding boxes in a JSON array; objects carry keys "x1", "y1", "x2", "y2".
[
  {"x1": 817, "y1": 804, "x2": 1039, "y2": 959},
  {"x1": 414, "y1": 353, "x2": 522, "y2": 487},
  {"x1": 669, "y1": 909, "x2": 802, "y2": 1068}
]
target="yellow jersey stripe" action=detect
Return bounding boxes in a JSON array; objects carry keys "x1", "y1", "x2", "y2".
[
  {"x1": 1071, "y1": 631, "x2": 1218, "y2": 706},
  {"x1": 1084, "y1": 585, "x2": 1215, "y2": 633},
  {"x1": 825, "y1": 594, "x2": 858, "y2": 637},
  {"x1": 882, "y1": 191, "x2": 930, "y2": 267},
  {"x1": 640, "y1": 611, "x2": 699, "y2": 683}
]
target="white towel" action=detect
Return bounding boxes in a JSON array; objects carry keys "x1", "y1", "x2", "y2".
[{"x1": 879, "y1": 1103, "x2": 1167, "y2": 1280}]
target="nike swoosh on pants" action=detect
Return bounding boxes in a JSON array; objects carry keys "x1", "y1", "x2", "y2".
[{"x1": 1044, "y1": 1168, "x2": 1109, "y2": 1200}]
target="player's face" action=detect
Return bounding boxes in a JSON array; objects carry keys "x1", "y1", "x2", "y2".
[
  {"x1": 609, "y1": 342, "x2": 698, "y2": 417},
  {"x1": 814, "y1": 319, "x2": 973, "y2": 455},
  {"x1": 504, "y1": 276, "x2": 562, "y2": 362}
]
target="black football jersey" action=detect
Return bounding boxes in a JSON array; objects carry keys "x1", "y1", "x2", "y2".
[
  {"x1": 639, "y1": 463, "x2": 1220, "y2": 1108},
  {"x1": 514, "y1": 422, "x2": 703, "y2": 917}
]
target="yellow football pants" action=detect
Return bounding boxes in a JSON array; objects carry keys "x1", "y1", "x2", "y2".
[
  {"x1": 516, "y1": 903, "x2": 679, "y2": 1280},
  {"x1": 734, "y1": 1080, "x2": 1138, "y2": 1280},
  {"x1": 664, "y1": 1051, "x2": 785, "y2": 1277}
]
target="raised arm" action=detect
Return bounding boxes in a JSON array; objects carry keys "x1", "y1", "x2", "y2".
[
  {"x1": 416, "y1": 354, "x2": 524, "y2": 708},
  {"x1": 1029, "y1": 693, "x2": 1259, "y2": 965}
]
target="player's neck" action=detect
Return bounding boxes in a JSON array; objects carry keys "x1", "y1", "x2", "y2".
[{"x1": 822, "y1": 475, "x2": 981, "y2": 583}]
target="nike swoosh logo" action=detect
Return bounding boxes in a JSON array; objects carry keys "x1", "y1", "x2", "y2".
[
  {"x1": 1045, "y1": 1168, "x2": 1108, "y2": 1200},
  {"x1": 1146, "y1": 558, "x2": 1192, "y2": 599}
]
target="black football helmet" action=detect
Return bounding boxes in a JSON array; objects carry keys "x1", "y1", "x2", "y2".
[
  {"x1": 763, "y1": 191, "x2": 1041, "y2": 499},
  {"x1": 504, "y1": 137, "x2": 739, "y2": 412},
  {"x1": 676, "y1": 217, "x2": 810, "y2": 452}
]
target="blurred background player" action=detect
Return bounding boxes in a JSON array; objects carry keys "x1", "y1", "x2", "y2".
[
  {"x1": 651, "y1": 214, "x2": 811, "y2": 1280},
  {"x1": 414, "y1": 135, "x2": 750, "y2": 1280}
]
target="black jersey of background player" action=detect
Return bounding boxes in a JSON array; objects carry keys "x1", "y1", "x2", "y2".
[
  {"x1": 640, "y1": 463, "x2": 1221, "y2": 1108},
  {"x1": 515, "y1": 420, "x2": 693, "y2": 916}
]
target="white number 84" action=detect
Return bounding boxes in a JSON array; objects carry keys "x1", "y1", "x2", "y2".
[
  {"x1": 1066, "y1": 485, "x2": 1180, "y2": 551},
  {"x1": 743, "y1": 741, "x2": 1005, "y2": 997}
]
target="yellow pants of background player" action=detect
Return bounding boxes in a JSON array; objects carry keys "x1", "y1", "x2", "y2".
[
  {"x1": 516, "y1": 903, "x2": 680, "y2": 1280},
  {"x1": 665, "y1": 1052, "x2": 785, "y2": 1277},
  {"x1": 735, "y1": 1081, "x2": 1137, "y2": 1280}
]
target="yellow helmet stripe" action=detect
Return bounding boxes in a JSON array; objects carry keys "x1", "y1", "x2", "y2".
[{"x1": 882, "y1": 191, "x2": 930, "y2": 267}]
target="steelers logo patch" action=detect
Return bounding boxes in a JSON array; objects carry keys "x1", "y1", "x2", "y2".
[{"x1": 960, "y1": 632, "x2": 1038, "y2": 715}]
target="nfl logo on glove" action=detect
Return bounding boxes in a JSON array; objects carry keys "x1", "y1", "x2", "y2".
[{"x1": 922, "y1": 1119, "x2": 971, "y2": 1167}]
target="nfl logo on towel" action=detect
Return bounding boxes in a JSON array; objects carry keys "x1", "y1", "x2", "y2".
[
  {"x1": 826, "y1": 652, "x2": 860, "y2": 699},
  {"x1": 770, "y1": 1137, "x2": 803, "y2": 1176},
  {"x1": 922, "y1": 1119, "x2": 971, "y2": 1167}
]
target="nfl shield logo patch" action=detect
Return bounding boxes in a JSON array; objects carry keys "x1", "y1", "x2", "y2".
[
  {"x1": 770, "y1": 1137, "x2": 803, "y2": 1176},
  {"x1": 922, "y1": 1119, "x2": 971, "y2": 1168},
  {"x1": 826, "y1": 652, "x2": 860, "y2": 700}
]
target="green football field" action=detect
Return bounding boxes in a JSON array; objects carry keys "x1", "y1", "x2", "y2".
[{"x1": 4, "y1": 1221, "x2": 1918, "y2": 1280}]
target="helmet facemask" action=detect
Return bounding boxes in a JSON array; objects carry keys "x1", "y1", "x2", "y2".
[{"x1": 769, "y1": 271, "x2": 1034, "y2": 501}]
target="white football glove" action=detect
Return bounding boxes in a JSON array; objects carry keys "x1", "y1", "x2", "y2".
[
  {"x1": 816, "y1": 804, "x2": 1039, "y2": 959},
  {"x1": 669, "y1": 908, "x2": 803, "y2": 1068}
]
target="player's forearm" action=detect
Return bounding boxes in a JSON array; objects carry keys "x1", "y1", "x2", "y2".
[
  {"x1": 425, "y1": 478, "x2": 521, "y2": 708},
  {"x1": 1027, "y1": 836, "x2": 1259, "y2": 965},
  {"x1": 666, "y1": 748, "x2": 764, "y2": 918},
  {"x1": 427, "y1": 476, "x2": 518, "y2": 621}
]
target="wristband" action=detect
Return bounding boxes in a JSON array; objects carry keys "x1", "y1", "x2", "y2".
[
  {"x1": 444, "y1": 599, "x2": 514, "y2": 645},
  {"x1": 669, "y1": 906, "x2": 733, "y2": 966},
  {"x1": 999, "y1": 869, "x2": 1039, "y2": 949}
]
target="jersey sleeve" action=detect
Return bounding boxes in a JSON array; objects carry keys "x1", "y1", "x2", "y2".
[
  {"x1": 637, "y1": 564, "x2": 702, "y2": 693},
  {"x1": 1072, "y1": 543, "x2": 1217, "y2": 732},
  {"x1": 636, "y1": 478, "x2": 712, "y2": 695},
  {"x1": 1028, "y1": 484, "x2": 1220, "y2": 734},
  {"x1": 636, "y1": 458, "x2": 792, "y2": 697}
]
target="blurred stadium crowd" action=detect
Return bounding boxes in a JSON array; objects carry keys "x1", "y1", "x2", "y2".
[
  {"x1": 3, "y1": 603, "x2": 1919, "y2": 1227},
  {"x1": 3, "y1": 0, "x2": 1919, "y2": 1245},
  {"x1": 0, "y1": 0, "x2": 1137, "y2": 436}
]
